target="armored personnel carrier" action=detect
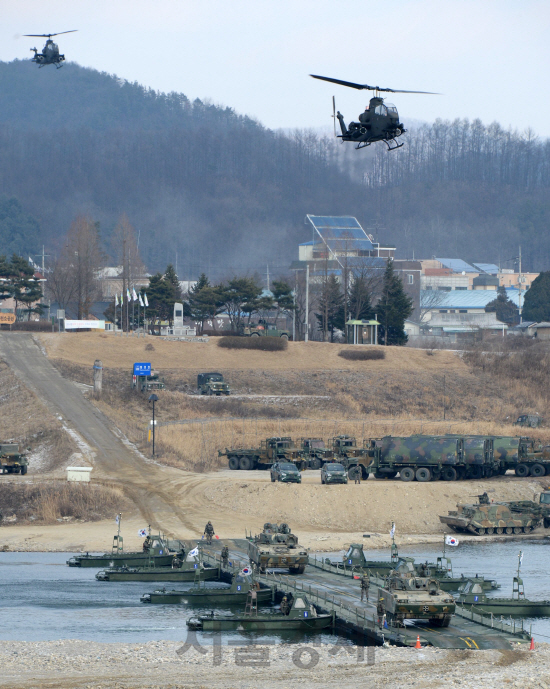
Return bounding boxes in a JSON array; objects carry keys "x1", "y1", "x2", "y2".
[
  {"x1": 247, "y1": 522, "x2": 308, "y2": 574},
  {"x1": 439, "y1": 494, "x2": 548, "y2": 535},
  {"x1": 377, "y1": 571, "x2": 456, "y2": 627},
  {"x1": 0, "y1": 443, "x2": 28, "y2": 475}
]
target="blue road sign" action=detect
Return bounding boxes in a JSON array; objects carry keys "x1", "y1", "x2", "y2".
[{"x1": 133, "y1": 362, "x2": 152, "y2": 375}]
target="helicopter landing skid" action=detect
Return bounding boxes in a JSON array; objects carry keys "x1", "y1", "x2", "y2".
[
  {"x1": 355, "y1": 141, "x2": 372, "y2": 150},
  {"x1": 384, "y1": 139, "x2": 404, "y2": 151}
]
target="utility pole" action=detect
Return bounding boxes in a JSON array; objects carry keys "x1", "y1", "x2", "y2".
[
  {"x1": 266, "y1": 264, "x2": 270, "y2": 292},
  {"x1": 292, "y1": 272, "x2": 296, "y2": 342},
  {"x1": 518, "y1": 245, "x2": 523, "y2": 324},
  {"x1": 306, "y1": 264, "x2": 310, "y2": 342}
]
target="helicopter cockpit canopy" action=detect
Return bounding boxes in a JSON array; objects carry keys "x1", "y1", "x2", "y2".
[
  {"x1": 374, "y1": 104, "x2": 387, "y2": 116},
  {"x1": 385, "y1": 103, "x2": 398, "y2": 117}
]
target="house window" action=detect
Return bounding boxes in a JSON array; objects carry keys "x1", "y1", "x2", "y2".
[
  {"x1": 455, "y1": 287, "x2": 467, "y2": 290},
  {"x1": 459, "y1": 309, "x2": 467, "y2": 313},
  {"x1": 439, "y1": 310, "x2": 448, "y2": 313},
  {"x1": 449, "y1": 310, "x2": 456, "y2": 313},
  {"x1": 408, "y1": 274, "x2": 414, "y2": 284}
]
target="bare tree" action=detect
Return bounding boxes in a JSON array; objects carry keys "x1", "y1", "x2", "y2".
[
  {"x1": 47, "y1": 252, "x2": 78, "y2": 310},
  {"x1": 418, "y1": 289, "x2": 447, "y2": 324},
  {"x1": 65, "y1": 216, "x2": 105, "y2": 320}
]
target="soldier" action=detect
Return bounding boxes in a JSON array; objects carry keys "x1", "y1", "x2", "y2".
[
  {"x1": 280, "y1": 595, "x2": 289, "y2": 615},
  {"x1": 479, "y1": 492, "x2": 490, "y2": 505},
  {"x1": 204, "y1": 521, "x2": 215, "y2": 545},
  {"x1": 142, "y1": 535, "x2": 152, "y2": 553},
  {"x1": 360, "y1": 575, "x2": 370, "y2": 602},
  {"x1": 171, "y1": 554, "x2": 182, "y2": 569},
  {"x1": 221, "y1": 545, "x2": 229, "y2": 568}
]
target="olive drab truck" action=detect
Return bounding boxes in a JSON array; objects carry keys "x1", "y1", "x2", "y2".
[
  {"x1": 299, "y1": 438, "x2": 333, "y2": 469},
  {"x1": 197, "y1": 372, "x2": 230, "y2": 396},
  {"x1": 240, "y1": 322, "x2": 290, "y2": 339},
  {"x1": 496, "y1": 437, "x2": 550, "y2": 477},
  {"x1": 367, "y1": 435, "x2": 498, "y2": 482},
  {"x1": 331, "y1": 435, "x2": 374, "y2": 480},
  {"x1": 221, "y1": 437, "x2": 303, "y2": 471},
  {"x1": 0, "y1": 444, "x2": 28, "y2": 475}
]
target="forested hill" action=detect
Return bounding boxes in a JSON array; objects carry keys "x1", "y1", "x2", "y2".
[
  {"x1": 0, "y1": 59, "x2": 549, "y2": 274},
  {"x1": 0, "y1": 60, "x2": 369, "y2": 275}
]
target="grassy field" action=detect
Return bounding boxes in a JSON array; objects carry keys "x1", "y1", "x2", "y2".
[{"x1": 38, "y1": 332, "x2": 550, "y2": 472}]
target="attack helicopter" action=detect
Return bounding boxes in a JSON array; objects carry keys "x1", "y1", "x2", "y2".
[
  {"x1": 310, "y1": 74, "x2": 439, "y2": 151},
  {"x1": 24, "y1": 31, "x2": 77, "y2": 68}
]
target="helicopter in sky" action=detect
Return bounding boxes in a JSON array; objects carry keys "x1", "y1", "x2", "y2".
[
  {"x1": 310, "y1": 74, "x2": 439, "y2": 151},
  {"x1": 24, "y1": 31, "x2": 77, "y2": 68}
]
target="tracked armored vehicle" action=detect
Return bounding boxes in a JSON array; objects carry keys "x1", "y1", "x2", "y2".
[
  {"x1": 0, "y1": 444, "x2": 28, "y2": 475},
  {"x1": 439, "y1": 495, "x2": 547, "y2": 535},
  {"x1": 247, "y1": 522, "x2": 308, "y2": 574},
  {"x1": 376, "y1": 571, "x2": 456, "y2": 627}
]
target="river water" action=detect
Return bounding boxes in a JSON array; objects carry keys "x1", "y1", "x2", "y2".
[{"x1": 1, "y1": 539, "x2": 549, "y2": 644}]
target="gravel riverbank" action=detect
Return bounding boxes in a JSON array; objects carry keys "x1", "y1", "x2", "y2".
[{"x1": 1, "y1": 640, "x2": 549, "y2": 689}]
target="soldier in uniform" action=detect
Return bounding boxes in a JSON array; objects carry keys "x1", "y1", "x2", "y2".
[
  {"x1": 204, "y1": 521, "x2": 215, "y2": 545},
  {"x1": 360, "y1": 575, "x2": 370, "y2": 601},
  {"x1": 221, "y1": 545, "x2": 229, "y2": 567},
  {"x1": 142, "y1": 535, "x2": 152, "y2": 553},
  {"x1": 171, "y1": 554, "x2": 182, "y2": 569},
  {"x1": 479, "y1": 492, "x2": 490, "y2": 505}
]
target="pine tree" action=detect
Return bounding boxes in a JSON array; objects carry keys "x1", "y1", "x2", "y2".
[
  {"x1": 187, "y1": 273, "x2": 225, "y2": 333},
  {"x1": 316, "y1": 274, "x2": 344, "y2": 342},
  {"x1": 347, "y1": 274, "x2": 373, "y2": 321},
  {"x1": 523, "y1": 272, "x2": 550, "y2": 322},
  {"x1": 10, "y1": 254, "x2": 44, "y2": 320},
  {"x1": 485, "y1": 286, "x2": 519, "y2": 325},
  {"x1": 376, "y1": 260, "x2": 413, "y2": 346}
]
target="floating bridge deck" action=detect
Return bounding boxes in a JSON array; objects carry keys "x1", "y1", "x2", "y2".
[{"x1": 202, "y1": 539, "x2": 531, "y2": 650}]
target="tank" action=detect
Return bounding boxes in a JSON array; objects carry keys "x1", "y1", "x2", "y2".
[
  {"x1": 377, "y1": 571, "x2": 456, "y2": 627},
  {"x1": 439, "y1": 496, "x2": 545, "y2": 535},
  {"x1": 247, "y1": 523, "x2": 308, "y2": 574}
]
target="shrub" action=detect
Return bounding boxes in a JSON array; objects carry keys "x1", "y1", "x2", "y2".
[
  {"x1": 338, "y1": 348, "x2": 385, "y2": 361},
  {"x1": 218, "y1": 336, "x2": 288, "y2": 351},
  {"x1": 145, "y1": 343, "x2": 155, "y2": 351}
]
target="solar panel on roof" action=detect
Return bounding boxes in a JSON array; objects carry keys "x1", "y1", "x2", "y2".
[
  {"x1": 308, "y1": 215, "x2": 362, "y2": 230},
  {"x1": 436, "y1": 258, "x2": 478, "y2": 273}
]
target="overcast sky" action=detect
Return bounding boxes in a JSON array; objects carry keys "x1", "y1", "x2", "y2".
[{"x1": 3, "y1": 0, "x2": 550, "y2": 136}]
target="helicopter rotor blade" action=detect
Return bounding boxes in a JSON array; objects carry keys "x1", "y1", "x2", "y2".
[
  {"x1": 310, "y1": 74, "x2": 440, "y2": 95},
  {"x1": 24, "y1": 30, "x2": 77, "y2": 38}
]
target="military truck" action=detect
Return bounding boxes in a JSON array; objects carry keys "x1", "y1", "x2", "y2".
[
  {"x1": 247, "y1": 522, "x2": 308, "y2": 574},
  {"x1": 197, "y1": 372, "x2": 230, "y2": 396},
  {"x1": 240, "y1": 321, "x2": 290, "y2": 339},
  {"x1": 376, "y1": 570, "x2": 456, "y2": 627},
  {"x1": 439, "y1": 494, "x2": 550, "y2": 535},
  {"x1": 221, "y1": 437, "x2": 303, "y2": 471},
  {"x1": 0, "y1": 444, "x2": 28, "y2": 475},
  {"x1": 132, "y1": 370, "x2": 165, "y2": 393},
  {"x1": 367, "y1": 435, "x2": 498, "y2": 482},
  {"x1": 331, "y1": 435, "x2": 374, "y2": 480},
  {"x1": 499, "y1": 437, "x2": 550, "y2": 477},
  {"x1": 299, "y1": 438, "x2": 333, "y2": 469},
  {"x1": 515, "y1": 413, "x2": 543, "y2": 429}
]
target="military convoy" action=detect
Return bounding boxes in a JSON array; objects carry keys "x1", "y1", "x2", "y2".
[
  {"x1": 197, "y1": 372, "x2": 230, "y2": 396},
  {"x1": 222, "y1": 431, "x2": 550, "y2": 482},
  {"x1": 439, "y1": 491, "x2": 550, "y2": 535},
  {"x1": 0, "y1": 443, "x2": 29, "y2": 475},
  {"x1": 247, "y1": 522, "x2": 308, "y2": 574}
]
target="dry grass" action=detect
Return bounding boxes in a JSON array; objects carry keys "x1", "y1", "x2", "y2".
[
  {"x1": 338, "y1": 348, "x2": 385, "y2": 360},
  {"x1": 218, "y1": 336, "x2": 288, "y2": 351},
  {"x1": 0, "y1": 481, "x2": 130, "y2": 524}
]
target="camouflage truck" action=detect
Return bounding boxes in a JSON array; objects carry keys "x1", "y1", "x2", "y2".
[
  {"x1": 0, "y1": 444, "x2": 28, "y2": 475},
  {"x1": 197, "y1": 372, "x2": 230, "y2": 396},
  {"x1": 299, "y1": 438, "x2": 333, "y2": 469},
  {"x1": 439, "y1": 494, "x2": 549, "y2": 535},
  {"x1": 221, "y1": 437, "x2": 304, "y2": 471},
  {"x1": 240, "y1": 322, "x2": 290, "y2": 339},
  {"x1": 132, "y1": 370, "x2": 165, "y2": 393},
  {"x1": 367, "y1": 435, "x2": 498, "y2": 482},
  {"x1": 331, "y1": 435, "x2": 374, "y2": 480},
  {"x1": 514, "y1": 413, "x2": 543, "y2": 429},
  {"x1": 495, "y1": 436, "x2": 550, "y2": 477},
  {"x1": 247, "y1": 522, "x2": 308, "y2": 574},
  {"x1": 375, "y1": 570, "x2": 456, "y2": 627}
]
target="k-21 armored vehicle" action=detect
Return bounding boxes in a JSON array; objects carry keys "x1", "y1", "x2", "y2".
[
  {"x1": 376, "y1": 571, "x2": 456, "y2": 627},
  {"x1": 367, "y1": 435, "x2": 498, "y2": 482},
  {"x1": 247, "y1": 522, "x2": 308, "y2": 574},
  {"x1": 221, "y1": 437, "x2": 303, "y2": 471},
  {"x1": 197, "y1": 372, "x2": 230, "y2": 396},
  {"x1": 439, "y1": 493, "x2": 550, "y2": 535},
  {"x1": 0, "y1": 444, "x2": 29, "y2": 475}
]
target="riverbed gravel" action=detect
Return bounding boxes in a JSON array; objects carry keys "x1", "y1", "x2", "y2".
[{"x1": 1, "y1": 640, "x2": 549, "y2": 688}]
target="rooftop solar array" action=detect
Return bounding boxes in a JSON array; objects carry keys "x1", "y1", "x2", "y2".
[
  {"x1": 436, "y1": 258, "x2": 478, "y2": 273},
  {"x1": 473, "y1": 263, "x2": 500, "y2": 274},
  {"x1": 307, "y1": 215, "x2": 375, "y2": 251},
  {"x1": 421, "y1": 288, "x2": 523, "y2": 309}
]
